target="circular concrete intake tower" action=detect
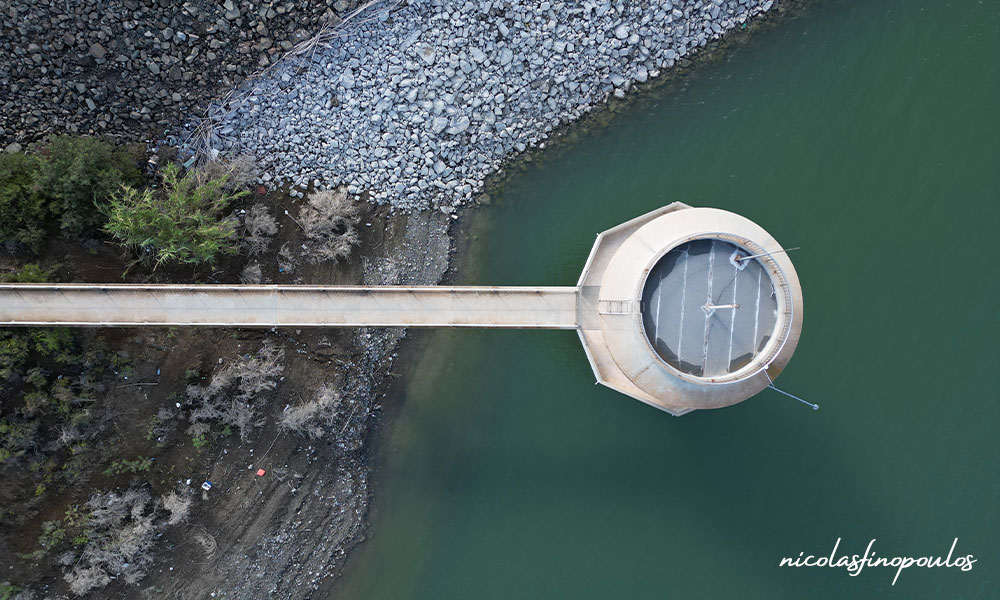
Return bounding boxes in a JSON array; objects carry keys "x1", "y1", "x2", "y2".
[
  {"x1": 576, "y1": 202, "x2": 803, "y2": 415},
  {"x1": 0, "y1": 202, "x2": 802, "y2": 416}
]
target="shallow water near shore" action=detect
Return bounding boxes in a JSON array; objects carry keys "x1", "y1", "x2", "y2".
[{"x1": 336, "y1": 1, "x2": 999, "y2": 598}]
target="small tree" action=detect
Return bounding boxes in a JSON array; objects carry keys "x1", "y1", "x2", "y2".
[
  {"x1": 0, "y1": 152, "x2": 47, "y2": 250},
  {"x1": 0, "y1": 331, "x2": 29, "y2": 380},
  {"x1": 33, "y1": 135, "x2": 141, "y2": 237},
  {"x1": 103, "y1": 163, "x2": 246, "y2": 267}
]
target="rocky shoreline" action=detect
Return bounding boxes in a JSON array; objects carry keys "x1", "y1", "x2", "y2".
[{"x1": 192, "y1": 0, "x2": 776, "y2": 211}]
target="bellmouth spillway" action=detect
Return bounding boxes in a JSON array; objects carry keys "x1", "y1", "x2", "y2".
[{"x1": 0, "y1": 202, "x2": 802, "y2": 415}]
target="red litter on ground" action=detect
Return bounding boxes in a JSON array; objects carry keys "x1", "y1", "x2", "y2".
[{"x1": 256, "y1": 469, "x2": 266, "y2": 477}]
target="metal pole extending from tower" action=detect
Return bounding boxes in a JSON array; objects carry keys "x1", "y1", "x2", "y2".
[
  {"x1": 763, "y1": 368, "x2": 818, "y2": 410},
  {"x1": 735, "y1": 247, "x2": 801, "y2": 262}
]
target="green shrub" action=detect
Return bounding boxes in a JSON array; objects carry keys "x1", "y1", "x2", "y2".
[
  {"x1": 31, "y1": 327, "x2": 76, "y2": 360},
  {"x1": 34, "y1": 136, "x2": 141, "y2": 237},
  {"x1": 23, "y1": 391, "x2": 52, "y2": 415},
  {"x1": 0, "y1": 332, "x2": 28, "y2": 380},
  {"x1": 64, "y1": 504, "x2": 88, "y2": 528},
  {"x1": 24, "y1": 366, "x2": 48, "y2": 388},
  {"x1": 0, "y1": 152, "x2": 46, "y2": 249},
  {"x1": 1, "y1": 582, "x2": 23, "y2": 600},
  {"x1": 16, "y1": 519, "x2": 65, "y2": 560},
  {"x1": 0, "y1": 262, "x2": 57, "y2": 283},
  {"x1": 0, "y1": 419, "x2": 35, "y2": 458},
  {"x1": 104, "y1": 162, "x2": 245, "y2": 267},
  {"x1": 103, "y1": 457, "x2": 153, "y2": 477}
]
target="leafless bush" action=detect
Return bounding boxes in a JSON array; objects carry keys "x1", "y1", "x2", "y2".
[
  {"x1": 186, "y1": 421, "x2": 210, "y2": 438},
  {"x1": 55, "y1": 429, "x2": 77, "y2": 449},
  {"x1": 240, "y1": 262, "x2": 263, "y2": 284},
  {"x1": 279, "y1": 385, "x2": 343, "y2": 439},
  {"x1": 56, "y1": 423, "x2": 82, "y2": 448},
  {"x1": 298, "y1": 188, "x2": 361, "y2": 263},
  {"x1": 196, "y1": 155, "x2": 258, "y2": 192},
  {"x1": 65, "y1": 566, "x2": 110, "y2": 596},
  {"x1": 242, "y1": 204, "x2": 278, "y2": 256},
  {"x1": 64, "y1": 488, "x2": 158, "y2": 595},
  {"x1": 160, "y1": 490, "x2": 192, "y2": 526},
  {"x1": 54, "y1": 406, "x2": 97, "y2": 450},
  {"x1": 186, "y1": 341, "x2": 285, "y2": 441}
]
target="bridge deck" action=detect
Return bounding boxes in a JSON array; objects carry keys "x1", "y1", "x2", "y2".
[{"x1": 0, "y1": 284, "x2": 580, "y2": 329}]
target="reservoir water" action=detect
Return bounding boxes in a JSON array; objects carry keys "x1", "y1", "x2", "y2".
[{"x1": 337, "y1": 1, "x2": 999, "y2": 598}]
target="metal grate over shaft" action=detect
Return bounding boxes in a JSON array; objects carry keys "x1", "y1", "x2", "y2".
[{"x1": 640, "y1": 239, "x2": 779, "y2": 377}]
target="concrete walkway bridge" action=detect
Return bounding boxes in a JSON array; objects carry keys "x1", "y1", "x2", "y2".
[
  {"x1": 0, "y1": 285, "x2": 579, "y2": 329},
  {"x1": 0, "y1": 204, "x2": 803, "y2": 416}
]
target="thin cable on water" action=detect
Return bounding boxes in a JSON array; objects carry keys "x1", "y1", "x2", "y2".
[{"x1": 763, "y1": 366, "x2": 818, "y2": 410}]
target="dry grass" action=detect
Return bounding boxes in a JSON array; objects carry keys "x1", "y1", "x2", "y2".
[
  {"x1": 160, "y1": 490, "x2": 192, "y2": 526},
  {"x1": 196, "y1": 155, "x2": 259, "y2": 191},
  {"x1": 191, "y1": 526, "x2": 218, "y2": 558},
  {"x1": 240, "y1": 262, "x2": 263, "y2": 284},
  {"x1": 242, "y1": 204, "x2": 278, "y2": 256}
]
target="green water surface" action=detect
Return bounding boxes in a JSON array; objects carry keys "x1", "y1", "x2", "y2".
[{"x1": 337, "y1": 1, "x2": 999, "y2": 598}]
